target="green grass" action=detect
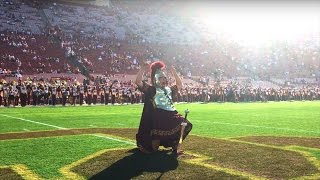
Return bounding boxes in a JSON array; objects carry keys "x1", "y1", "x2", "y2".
[
  {"x1": 0, "y1": 101, "x2": 319, "y2": 179},
  {"x1": 1, "y1": 101, "x2": 320, "y2": 138},
  {"x1": 0, "y1": 134, "x2": 133, "y2": 179},
  {"x1": 0, "y1": 105, "x2": 141, "y2": 133},
  {"x1": 308, "y1": 149, "x2": 320, "y2": 160},
  {"x1": 293, "y1": 147, "x2": 320, "y2": 160}
]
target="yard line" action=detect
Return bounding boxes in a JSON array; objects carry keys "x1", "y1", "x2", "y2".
[
  {"x1": 195, "y1": 120, "x2": 320, "y2": 134},
  {"x1": 93, "y1": 134, "x2": 135, "y2": 145},
  {"x1": 0, "y1": 114, "x2": 67, "y2": 130},
  {"x1": 1, "y1": 114, "x2": 135, "y2": 145}
]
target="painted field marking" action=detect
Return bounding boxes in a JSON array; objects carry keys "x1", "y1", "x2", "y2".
[
  {"x1": 92, "y1": 134, "x2": 135, "y2": 145},
  {"x1": 181, "y1": 151, "x2": 266, "y2": 180},
  {"x1": 192, "y1": 120, "x2": 320, "y2": 134},
  {"x1": 0, "y1": 114, "x2": 67, "y2": 130},
  {"x1": 60, "y1": 147, "x2": 132, "y2": 180},
  {"x1": 0, "y1": 114, "x2": 135, "y2": 145},
  {"x1": 0, "y1": 164, "x2": 43, "y2": 180},
  {"x1": 226, "y1": 139, "x2": 320, "y2": 179}
]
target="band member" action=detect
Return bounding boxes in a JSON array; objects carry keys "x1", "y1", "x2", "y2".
[
  {"x1": 79, "y1": 84, "x2": 85, "y2": 105},
  {"x1": 71, "y1": 84, "x2": 78, "y2": 106},
  {"x1": 44, "y1": 85, "x2": 50, "y2": 105},
  {"x1": 61, "y1": 86, "x2": 69, "y2": 106},
  {"x1": 92, "y1": 86, "x2": 98, "y2": 105},
  {"x1": 2, "y1": 85, "x2": 9, "y2": 107},
  {"x1": 135, "y1": 61, "x2": 192, "y2": 155},
  {"x1": 128, "y1": 87, "x2": 135, "y2": 104},
  {"x1": 104, "y1": 83, "x2": 110, "y2": 105},
  {"x1": 8, "y1": 85, "x2": 15, "y2": 107},
  {"x1": 86, "y1": 85, "x2": 92, "y2": 105},
  {"x1": 111, "y1": 86, "x2": 116, "y2": 105},
  {"x1": 100, "y1": 85, "x2": 105, "y2": 104},
  {"x1": 26, "y1": 82, "x2": 32, "y2": 105},
  {"x1": 20, "y1": 83, "x2": 28, "y2": 107},
  {"x1": 122, "y1": 87, "x2": 130, "y2": 104},
  {"x1": 32, "y1": 84, "x2": 38, "y2": 106},
  {"x1": 14, "y1": 85, "x2": 19, "y2": 106},
  {"x1": 51, "y1": 84, "x2": 57, "y2": 106},
  {"x1": 115, "y1": 88, "x2": 121, "y2": 104}
]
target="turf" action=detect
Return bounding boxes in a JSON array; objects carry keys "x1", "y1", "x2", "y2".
[
  {"x1": 74, "y1": 148, "x2": 247, "y2": 180},
  {"x1": 0, "y1": 134, "x2": 133, "y2": 179},
  {"x1": 234, "y1": 136, "x2": 320, "y2": 149},
  {"x1": 308, "y1": 149, "x2": 320, "y2": 160},
  {"x1": 292, "y1": 147, "x2": 320, "y2": 160},
  {"x1": 1, "y1": 101, "x2": 319, "y2": 138},
  {"x1": 0, "y1": 168, "x2": 23, "y2": 180},
  {"x1": 0, "y1": 101, "x2": 319, "y2": 179}
]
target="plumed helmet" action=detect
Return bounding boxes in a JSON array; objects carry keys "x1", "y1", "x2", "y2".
[{"x1": 150, "y1": 61, "x2": 167, "y2": 86}]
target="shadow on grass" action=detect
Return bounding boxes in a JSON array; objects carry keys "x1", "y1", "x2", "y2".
[{"x1": 89, "y1": 149, "x2": 178, "y2": 180}]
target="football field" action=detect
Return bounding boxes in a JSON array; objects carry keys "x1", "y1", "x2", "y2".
[{"x1": 0, "y1": 101, "x2": 319, "y2": 179}]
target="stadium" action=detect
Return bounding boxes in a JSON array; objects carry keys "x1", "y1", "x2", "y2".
[{"x1": 0, "y1": 0, "x2": 320, "y2": 179}]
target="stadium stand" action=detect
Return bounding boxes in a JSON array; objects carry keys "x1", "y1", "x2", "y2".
[{"x1": 0, "y1": 0, "x2": 319, "y2": 107}]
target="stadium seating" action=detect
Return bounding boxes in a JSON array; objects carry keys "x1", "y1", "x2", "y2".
[{"x1": 0, "y1": 0, "x2": 318, "y2": 85}]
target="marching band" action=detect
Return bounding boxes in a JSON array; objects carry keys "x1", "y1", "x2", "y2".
[{"x1": 0, "y1": 79, "x2": 142, "y2": 107}]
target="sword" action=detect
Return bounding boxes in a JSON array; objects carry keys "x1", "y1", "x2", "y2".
[{"x1": 179, "y1": 109, "x2": 189, "y2": 144}]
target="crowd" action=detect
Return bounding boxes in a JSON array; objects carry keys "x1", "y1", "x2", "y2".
[
  {"x1": 0, "y1": 30, "x2": 78, "y2": 75},
  {"x1": 0, "y1": 77, "x2": 141, "y2": 107},
  {"x1": 0, "y1": 0, "x2": 319, "y2": 106},
  {"x1": 181, "y1": 84, "x2": 320, "y2": 103},
  {"x1": 40, "y1": 0, "x2": 320, "y2": 78},
  {"x1": 0, "y1": 0, "x2": 45, "y2": 34},
  {"x1": 1, "y1": 76, "x2": 319, "y2": 108}
]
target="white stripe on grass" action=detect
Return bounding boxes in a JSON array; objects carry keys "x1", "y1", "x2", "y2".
[
  {"x1": 93, "y1": 134, "x2": 135, "y2": 145},
  {"x1": 1, "y1": 114, "x2": 67, "y2": 130},
  {"x1": 193, "y1": 120, "x2": 320, "y2": 134},
  {"x1": 0, "y1": 114, "x2": 135, "y2": 145}
]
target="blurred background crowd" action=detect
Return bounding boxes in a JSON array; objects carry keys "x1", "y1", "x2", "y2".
[{"x1": 1, "y1": 0, "x2": 320, "y2": 106}]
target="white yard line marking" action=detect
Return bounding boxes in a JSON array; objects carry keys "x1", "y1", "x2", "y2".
[
  {"x1": 89, "y1": 125, "x2": 97, "y2": 127},
  {"x1": 193, "y1": 120, "x2": 320, "y2": 134},
  {"x1": 23, "y1": 129, "x2": 30, "y2": 132},
  {"x1": 1, "y1": 114, "x2": 67, "y2": 130},
  {"x1": 1, "y1": 114, "x2": 135, "y2": 145},
  {"x1": 93, "y1": 134, "x2": 135, "y2": 145}
]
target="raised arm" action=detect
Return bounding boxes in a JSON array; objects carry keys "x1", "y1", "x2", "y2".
[
  {"x1": 135, "y1": 64, "x2": 149, "y2": 88},
  {"x1": 170, "y1": 66, "x2": 182, "y2": 91}
]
